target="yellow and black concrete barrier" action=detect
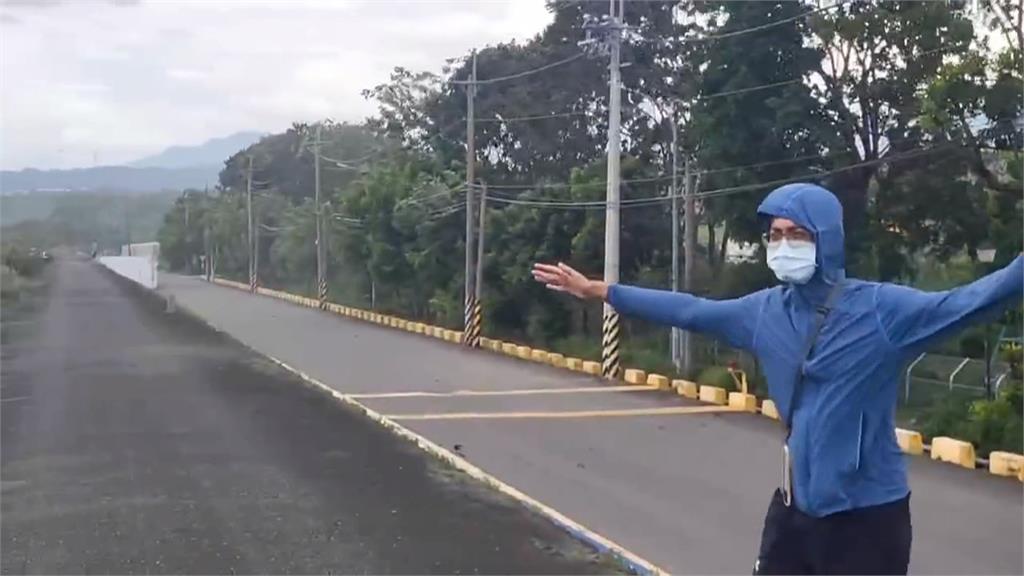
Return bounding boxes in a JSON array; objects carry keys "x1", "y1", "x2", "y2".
[
  {"x1": 601, "y1": 308, "x2": 621, "y2": 379},
  {"x1": 463, "y1": 295, "x2": 482, "y2": 348}
]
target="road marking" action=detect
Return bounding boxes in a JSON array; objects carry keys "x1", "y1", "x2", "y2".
[
  {"x1": 0, "y1": 396, "x2": 31, "y2": 403},
  {"x1": 186, "y1": 281, "x2": 669, "y2": 574},
  {"x1": 349, "y1": 384, "x2": 659, "y2": 399},
  {"x1": 259, "y1": 354, "x2": 668, "y2": 576},
  {"x1": 386, "y1": 405, "x2": 739, "y2": 421}
]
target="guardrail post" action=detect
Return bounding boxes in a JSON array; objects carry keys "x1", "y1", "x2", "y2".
[
  {"x1": 905, "y1": 353, "x2": 926, "y2": 403},
  {"x1": 994, "y1": 371, "x2": 1010, "y2": 394},
  {"x1": 948, "y1": 357, "x2": 971, "y2": 392}
]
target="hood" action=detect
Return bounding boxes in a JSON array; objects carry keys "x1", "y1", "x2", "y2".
[{"x1": 757, "y1": 183, "x2": 846, "y2": 297}]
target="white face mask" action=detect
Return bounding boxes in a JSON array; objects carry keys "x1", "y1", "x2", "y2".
[{"x1": 766, "y1": 239, "x2": 817, "y2": 284}]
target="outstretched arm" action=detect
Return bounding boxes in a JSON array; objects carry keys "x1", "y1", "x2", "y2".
[
  {"x1": 532, "y1": 263, "x2": 765, "y2": 351},
  {"x1": 875, "y1": 255, "x2": 1023, "y2": 356}
]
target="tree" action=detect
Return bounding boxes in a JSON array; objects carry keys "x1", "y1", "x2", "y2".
[
  {"x1": 219, "y1": 122, "x2": 385, "y2": 204},
  {"x1": 806, "y1": 0, "x2": 982, "y2": 277},
  {"x1": 157, "y1": 190, "x2": 209, "y2": 273},
  {"x1": 685, "y1": 0, "x2": 830, "y2": 271}
]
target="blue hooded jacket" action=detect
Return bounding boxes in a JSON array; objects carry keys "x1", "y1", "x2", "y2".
[{"x1": 607, "y1": 183, "x2": 1023, "y2": 517}]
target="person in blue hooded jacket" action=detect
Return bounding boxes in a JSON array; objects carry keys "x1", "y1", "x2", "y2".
[{"x1": 532, "y1": 183, "x2": 1023, "y2": 575}]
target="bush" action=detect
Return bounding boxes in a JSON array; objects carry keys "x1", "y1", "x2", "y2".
[
  {"x1": 1, "y1": 247, "x2": 45, "y2": 278},
  {"x1": 697, "y1": 366, "x2": 738, "y2": 392},
  {"x1": 964, "y1": 398, "x2": 1020, "y2": 455},
  {"x1": 920, "y1": 396, "x2": 969, "y2": 442},
  {"x1": 1001, "y1": 346, "x2": 1022, "y2": 380},
  {"x1": 919, "y1": 380, "x2": 1023, "y2": 456},
  {"x1": 958, "y1": 331, "x2": 986, "y2": 359},
  {"x1": 551, "y1": 334, "x2": 601, "y2": 361}
]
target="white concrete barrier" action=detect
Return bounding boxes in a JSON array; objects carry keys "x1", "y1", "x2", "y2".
[
  {"x1": 99, "y1": 256, "x2": 158, "y2": 289},
  {"x1": 121, "y1": 242, "x2": 159, "y2": 260}
]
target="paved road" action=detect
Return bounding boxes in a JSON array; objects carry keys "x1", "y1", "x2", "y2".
[
  {"x1": 159, "y1": 273, "x2": 1024, "y2": 575},
  {"x1": 0, "y1": 259, "x2": 616, "y2": 575}
]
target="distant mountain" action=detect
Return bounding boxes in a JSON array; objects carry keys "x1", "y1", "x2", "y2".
[
  {"x1": 0, "y1": 165, "x2": 219, "y2": 194},
  {"x1": 0, "y1": 131, "x2": 265, "y2": 194},
  {"x1": 128, "y1": 131, "x2": 265, "y2": 169}
]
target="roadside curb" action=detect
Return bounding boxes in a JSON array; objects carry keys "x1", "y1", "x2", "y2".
[{"x1": 205, "y1": 276, "x2": 1024, "y2": 483}]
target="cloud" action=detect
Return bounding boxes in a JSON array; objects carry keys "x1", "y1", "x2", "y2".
[
  {"x1": 0, "y1": 0, "x2": 553, "y2": 170},
  {"x1": 3, "y1": 0, "x2": 137, "y2": 7},
  {"x1": 165, "y1": 68, "x2": 208, "y2": 82},
  {"x1": 2, "y1": 0, "x2": 64, "y2": 8}
]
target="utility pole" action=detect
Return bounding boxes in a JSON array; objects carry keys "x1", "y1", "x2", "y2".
[
  {"x1": 475, "y1": 182, "x2": 487, "y2": 302},
  {"x1": 125, "y1": 208, "x2": 132, "y2": 256},
  {"x1": 246, "y1": 155, "x2": 255, "y2": 293},
  {"x1": 463, "y1": 50, "x2": 480, "y2": 347},
  {"x1": 183, "y1": 192, "x2": 192, "y2": 274},
  {"x1": 670, "y1": 107, "x2": 682, "y2": 372},
  {"x1": 600, "y1": 0, "x2": 624, "y2": 380},
  {"x1": 203, "y1": 222, "x2": 211, "y2": 281},
  {"x1": 314, "y1": 123, "x2": 327, "y2": 310},
  {"x1": 682, "y1": 153, "x2": 697, "y2": 376},
  {"x1": 254, "y1": 200, "x2": 260, "y2": 292},
  {"x1": 202, "y1": 184, "x2": 212, "y2": 281}
]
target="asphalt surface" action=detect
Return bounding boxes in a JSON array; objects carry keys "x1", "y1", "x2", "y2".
[
  {"x1": 0, "y1": 259, "x2": 618, "y2": 575},
  {"x1": 158, "y1": 273, "x2": 1024, "y2": 575}
]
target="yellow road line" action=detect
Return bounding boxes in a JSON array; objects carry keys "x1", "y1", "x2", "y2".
[
  {"x1": 349, "y1": 384, "x2": 659, "y2": 399},
  {"x1": 386, "y1": 405, "x2": 739, "y2": 421},
  {"x1": 180, "y1": 286, "x2": 667, "y2": 574},
  {"x1": 259, "y1": 354, "x2": 668, "y2": 575}
]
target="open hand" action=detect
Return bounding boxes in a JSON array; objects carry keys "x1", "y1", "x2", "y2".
[{"x1": 531, "y1": 262, "x2": 607, "y2": 300}]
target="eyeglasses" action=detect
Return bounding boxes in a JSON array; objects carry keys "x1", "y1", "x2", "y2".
[{"x1": 764, "y1": 227, "x2": 813, "y2": 244}]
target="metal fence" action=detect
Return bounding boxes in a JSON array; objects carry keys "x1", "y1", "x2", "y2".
[
  {"x1": 692, "y1": 343, "x2": 1012, "y2": 407},
  {"x1": 902, "y1": 353, "x2": 1011, "y2": 410}
]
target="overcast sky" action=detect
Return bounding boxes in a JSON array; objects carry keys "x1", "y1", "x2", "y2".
[{"x1": 0, "y1": 0, "x2": 552, "y2": 170}]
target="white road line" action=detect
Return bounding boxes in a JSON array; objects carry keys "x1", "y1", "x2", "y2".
[
  {"x1": 0, "y1": 396, "x2": 31, "y2": 403},
  {"x1": 349, "y1": 384, "x2": 658, "y2": 399},
  {"x1": 386, "y1": 405, "x2": 739, "y2": 421},
  {"x1": 264, "y1": 354, "x2": 668, "y2": 576}
]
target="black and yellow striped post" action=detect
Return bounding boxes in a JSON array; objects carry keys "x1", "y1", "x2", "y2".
[
  {"x1": 601, "y1": 308, "x2": 621, "y2": 379},
  {"x1": 463, "y1": 294, "x2": 482, "y2": 348},
  {"x1": 318, "y1": 277, "x2": 328, "y2": 310},
  {"x1": 249, "y1": 269, "x2": 258, "y2": 293}
]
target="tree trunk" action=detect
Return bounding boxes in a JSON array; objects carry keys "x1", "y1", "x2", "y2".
[
  {"x1": 719, "y1": 223, "x2": 731, "y2": 267},
  {"x1": 707, "y1": 221, "x2": 717, "y2": 270}
]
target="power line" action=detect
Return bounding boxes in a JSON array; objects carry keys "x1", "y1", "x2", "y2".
[
  {"x1": 320, "y1": 150, "x2": 384, "y2": 168},
  {"x1": 441, "y1": 0, "x2": 941, "y2": 116},
  {"x1": 259, "y1": 223, "x2": 298, "y2": 233},
  {"x1": 451, "y1": 52, "x2": 586, "y2": 86},
  {"x1": 669, "y1": 146, "x2": 952, "y2": 203},
  {"x1": 481, "y1": 144, "x2": 954, "y2": 210},
  {"x1": 477, "y1": 124, "x2": 975, "y2": 195},
  {"x1": 699, "y1": 78, "x2": 803, "y2": 100},
  {"x1": 426, "y1": 202, "x2": 466, "y2": 220},
  {"x1": 326, "y1": 149, "x2": 384, "y2": 164},
  {"x1": 676, "y1": 0, "x2": 849, "y2": 44},
  {"x1": 622, "y1": 80, "x2": 799, "y2": 117},
  {"x1": 626, "y1": 44, "x2": 957, "y2": 110},
  {"x1": 477, "y1": 110, "x2": 590, "y2": 123}
]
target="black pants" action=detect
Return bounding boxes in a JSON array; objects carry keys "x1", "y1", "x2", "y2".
[{"x1": 754, "y1": 490, "x2": 912, "y2": 575}]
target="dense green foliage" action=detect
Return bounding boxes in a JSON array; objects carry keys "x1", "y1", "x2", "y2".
[
  {"x1": 1, "y1": 243, "x2": 52, "y2": 308},
  {"x1": 2, "y1": 191, "x2": 178, "y2": 254},
  {"x1": 156, "y1": 1, "x2": 1022, "y2": 449}
]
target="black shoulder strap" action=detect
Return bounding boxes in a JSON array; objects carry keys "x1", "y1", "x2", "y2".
[{"x1": 784, "y1": 283, "x2": 843, "y2": 436}]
